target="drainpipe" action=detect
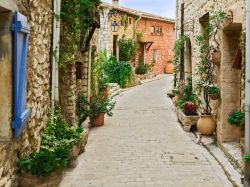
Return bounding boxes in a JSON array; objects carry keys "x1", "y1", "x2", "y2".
[
  {"x1": 245, "y1": 0, "x2": 250, "y2": 186},
  {"x1": 51, "y1": 0, "x2": 61, "y2": 117},
  {"x1": 87, "y1": 46, "x2": 92, "y2": 103}
]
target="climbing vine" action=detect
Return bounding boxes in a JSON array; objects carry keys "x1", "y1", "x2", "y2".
[
  {"x1": 173, "y1": 35, "x2": 187, "y2": 88},
  {"x1": 195, "y1": 11, "x2": 226, "y2": 114},
  {"x1": 59, "y1": 0, "x2": 101, "y2": 67}
]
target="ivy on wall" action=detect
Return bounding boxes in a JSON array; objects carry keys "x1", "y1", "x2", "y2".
[{"x1": 59, "y1": 0, "x2": 101, "y2": 67}]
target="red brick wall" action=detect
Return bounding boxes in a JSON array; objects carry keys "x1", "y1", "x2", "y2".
[{"x1": 136, "y1": 19, "x2": 174, "y2": 75}]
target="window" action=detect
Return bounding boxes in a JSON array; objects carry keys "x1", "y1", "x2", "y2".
[
  {"x1": 151, "y1": 26, "x2": 163, "y2": 35},
  {"x1": 129, "y1": 17, "x2": 132, "y2": 24},
  {"x1": 153, "y1": 49, "x2": 158, "y2": 63}
]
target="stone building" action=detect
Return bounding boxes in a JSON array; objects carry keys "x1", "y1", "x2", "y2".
[
  {"x1": 0, "y1": 1, "x2": 96, "y2": 186},
  {"x1": 100, "y1": 0, "x2": 175, "y2": 75},
  {"x1": 0, "y1": 1, "x2": 52, "y2": 186},
  {"x1": 175, "y1": 0, "x2": 245, "y2": 169}
]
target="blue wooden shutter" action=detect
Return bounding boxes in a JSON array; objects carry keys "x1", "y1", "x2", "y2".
[{"x1": 12, "y1": 12, "x2": 31, "y2": 138}]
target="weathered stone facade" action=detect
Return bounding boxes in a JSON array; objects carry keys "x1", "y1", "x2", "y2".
[
  {"x1": 100, "y1": 2, "x2": 175, "y2": 75},
  {"x1": 175, "y1": 0, "x2": 245, "y2": 144},
  {"x1": 0, "y1": 0, "x2": 52, "y2": 186}
]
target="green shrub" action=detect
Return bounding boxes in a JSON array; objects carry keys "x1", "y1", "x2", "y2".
[
  {"x1": 119, "y1": 35, "x2": 136, "y2": 61},
  {"x1": 103, "y1": 57, "x2": 132, "y2": 88},
  {"x1": 135, "y1": 64, "x2": 149, "y2": 75},
  {"x1": 227, "y1": 111, "x2": 244, "y2": 127},
  {"x1": 208, "y1": 86, "x2": 220, "y2": 94},
  {"x1": 18, "y1": 147, "x2": 68, "y2": 177},
  {"x1": 41, "y1": 109, "x2": 83, "y2": 151}
]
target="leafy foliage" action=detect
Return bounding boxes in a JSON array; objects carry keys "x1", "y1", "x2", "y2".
[
  {"x1": 103, "y1": 57, "x2": 133, "y2": 88},
  {"x1": 183, "y1": 102, "x2": 197, "y2": 116},
  {"x1": 119, "y1": 35, "x2": 136, "y2": 62},
  {"x1": 89, "y1": 94, "x2": 116, "y2": 119},
  {"x1": 177, "y1": 77, "x2": 200, "y2": 112},
  {"x1": 207, "y1": 86, "x2": 220, "y2": 94},
  {"x1": 135, "y1": 63, "x2": 150, "y2": 75},
  {"x1": 227, "y1": 111, "x2": 244, "y2": 127},
  {"x1": 77, "y1": 93, "x2": 116, "y2": 121},
  {"x1": 195, "y1": 11, "x2": 226, "y2": 114},
  {"x1": 41, "y1": 110, "x2": 83, "y2": 151},
  {"x1": 91, "y1": 51, "x2": 109, "y2": 96},
  {"x1": 173, "y1": 35, "x2": 187, "y2": 87},
  {"x1": 59, "y1": 0, "x2": 101, "y2": 66},
  {"x1": 18, "y1": 147, "x2": 68, "y2": 177},
  {"x1": 244, "y1": 154, "x2": 250, "y2": 163}
]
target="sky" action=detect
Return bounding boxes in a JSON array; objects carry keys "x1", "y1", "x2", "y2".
[{"x1": 102, "y1": 0, "x2": 176, "y2": 19}]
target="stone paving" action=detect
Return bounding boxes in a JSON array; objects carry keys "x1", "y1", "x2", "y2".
[{"x1": 60, "y1": 75, "x2": 233, "y2": 187}]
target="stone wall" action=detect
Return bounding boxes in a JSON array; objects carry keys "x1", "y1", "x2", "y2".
[
  {"x1": 0, "y1": 0, "x2": 52, "y2": 186},
  {"x1": 175, "y1": 0, "x2": 245, "y2": 144}
]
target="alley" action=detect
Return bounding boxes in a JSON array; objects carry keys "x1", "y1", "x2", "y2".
[{"x1": 60, "y1": 75, "x2": 232, "y2": 187}]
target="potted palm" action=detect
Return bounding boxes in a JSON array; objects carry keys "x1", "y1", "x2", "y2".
[{"x1": 208, "y1": 86, "x2": 220, "y2": 100}]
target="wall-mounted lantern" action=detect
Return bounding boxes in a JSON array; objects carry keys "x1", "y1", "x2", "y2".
[{"x1": 111, "y1": 21, "x2": 119, "y2": 32}]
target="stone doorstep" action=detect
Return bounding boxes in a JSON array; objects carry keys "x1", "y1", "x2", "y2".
[{"x1": 174, "y1": 106, "x2": 200, "y2": 132}]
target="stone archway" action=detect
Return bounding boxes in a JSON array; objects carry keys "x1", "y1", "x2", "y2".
[{"x1": 184, "y1": 37, "x2": 192, "y2": 83}]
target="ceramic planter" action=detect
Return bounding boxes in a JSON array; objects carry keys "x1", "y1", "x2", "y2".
[
  {"x1": 212, "y1": 51, "x2": 221, "y2": 66},
  {"x1": 19, "y1": 170, "x2": 63, "y2": 187},
  {"x1": 208, "y1": 93, "x2": 220, "y2": 100},
  {"x1": 165, "y1": 62, "x2": 174, "y2": 74},
  {"x1": 91, "y1": 113, "x2": 105, "y2": 127},
  {"x1": 197, "y1": 115, "x2": 216, "y2": 136},
  {"x1": 231, "y1": 125, "x2": 244, "y2": 139}
]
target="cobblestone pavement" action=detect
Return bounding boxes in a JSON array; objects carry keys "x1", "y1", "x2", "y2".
[{"x1": 60, "y1": 75, "x2": 233, "y2": 187}]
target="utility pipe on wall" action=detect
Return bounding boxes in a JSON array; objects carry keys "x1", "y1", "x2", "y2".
[
  {"x1": 245, "y1": 0, "x2": 250, "y2": 186},
  {"x1": 51, "y1": 0, "x2": 61, "y2": 117}
]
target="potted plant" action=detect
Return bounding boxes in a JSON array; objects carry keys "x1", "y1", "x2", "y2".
[
  {"x1": 183, "y1": 102, "x2": 198, "y2": 116},
  {"x1": 89, "y1": 94, "x2": 116, "y2": 127},
  {"x1": 212, "y1": 50, "x2": 221, "y2": 66},
  {"x1": 208, "y1": 86, "x2": 220, "y2": 100},
  {"x1": 227, "y1": 111, "x2": 244, "y2": 138},
  {"x1": 165, "y1": 60, "x2": 174, "y2": 74},
  {"x1": 18, "y1": 147, "x2": 68, "y2": 187}
]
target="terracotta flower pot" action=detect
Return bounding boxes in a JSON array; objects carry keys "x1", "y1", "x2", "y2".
[
  {"x1": 19, "y1": 170, "x2": 63, "y2": 187},
  {"x1": 197, "y1": 115, "x2": 216, "y2": 136},
  {"x1": 231, "y1": 125, "x2": 244, "y2": 139},
  {"x1": 212, "y1": 51, "x2": 221, "y2": 66},
  {"x1": 165, "y1": 62, "x2": 174, "y2": 74},
  {"x1": 208, "y1": 93, "x2": 220, "y2": 100},
  {"x1": 91, "y1": 113, "x2": 105, "y2": 127}
]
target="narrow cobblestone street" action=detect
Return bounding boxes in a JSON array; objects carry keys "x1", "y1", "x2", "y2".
[{"x1": 60, "y1": 75, "x2": 233, "y2": 187}]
